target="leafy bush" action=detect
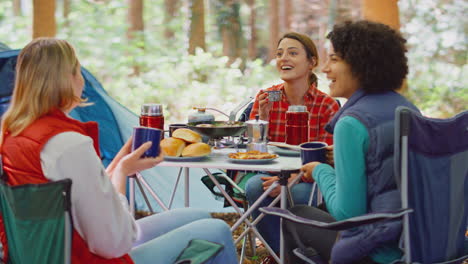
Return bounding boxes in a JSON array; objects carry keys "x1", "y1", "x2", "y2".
[
  {"x1": 400, "y1": 0, "x2": 467, "y2": 117},
  {"x1": 0, "y1": 0, "x2": 466, "y2": 122}
]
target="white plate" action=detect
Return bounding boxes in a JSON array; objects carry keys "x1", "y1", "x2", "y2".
[
  {"x1": 227, "y1": 157, "x2": 278, "y2": 164},
  {"x1": 164, "y1": 155, "x2": 209, "y2": 162},
  {"x1": 271, "y1": 146, "x2": 300, "y2": 157}
]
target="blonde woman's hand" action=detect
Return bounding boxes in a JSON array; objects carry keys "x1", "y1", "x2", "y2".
[
  {"x1": 117, "y1": 142, "x2": 163, "y2": 177},
  {"x1": 300, "y1": 162, "x2": 321, "y2": 182},
  {"x1": 106, "y1": 136, "x2": 133, "y2": 178},
  {"x1": 258, "y1": 90, "x2": 273, "y2": 121},
  {"x1": 325, "y1": 145, "x2": 334, "y2": 167},
  {"x1": 112, "y1": 142, "x2": 163, "y2": 195}
]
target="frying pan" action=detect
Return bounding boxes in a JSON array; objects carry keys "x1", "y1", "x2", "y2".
[{"x1": 187, "y1": 121, "x2": 246, "y2": 138}]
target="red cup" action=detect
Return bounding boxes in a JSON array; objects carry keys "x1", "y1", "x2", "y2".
[
  {"x1": 286, "y1": 112, "x2": 308, "y2": 126},
  {"x1": 140, "y1": 104, "x2": 165, "y2": 138},
  {"x1": 286, "y1": 125, "x2": 308, "y2": 145},
  {"x1": 285, "y1": 108, "x2": 309, "y2": 145},
  {"x1": 140, "y1": 115, "x2": 164, "y2": 130}
]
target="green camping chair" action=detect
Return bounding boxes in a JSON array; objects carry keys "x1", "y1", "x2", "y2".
[{"x1": 0, "y1": 176, "x2": 72, "y2": 264}]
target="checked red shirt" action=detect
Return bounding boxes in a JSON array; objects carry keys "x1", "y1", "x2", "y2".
[{"x1": 249, "y1": 83, "x2": 339, "y2": 145}]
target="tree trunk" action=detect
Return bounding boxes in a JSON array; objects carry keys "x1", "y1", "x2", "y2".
[
  {"x1": 188, "y1": 0, "x2": 205, "y2": 54},
  {"x1": 282, "y1": 0, "x2": 292, "y2": 33},
  {"x1": 63, "y1": 0, "x2": 70, "y2": 20},
  {"x1": 127, "y1": 0, "x2": 144, "y2": 75},
  {"x1": 33, "y1": 0, "x2": 56, "y2": 38},
  {"x1": 247, "y1": 0, "x2": 257, "y2": 59},
  {"x1": 361, "y1": 0, "x2": 400, "y2": 29},
  {"x1": 268, "y1": 0, "x2": 279, "y2": 61},
  {"x1": 163, "y1": 0, "x2": 178, "y2": 39},
  {"x1": 13, "y1": 0, "x2": 21, "y2": 16},
  {"x1": 127, "y1": 0, "x2": 144, "y2": 39},
  {"x1": 214, "y1": 0, "x2": 243, "y2": 65}
]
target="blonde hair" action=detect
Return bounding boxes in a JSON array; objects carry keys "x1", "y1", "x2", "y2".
[{"x1": 1, "y1": 38, "x2": 85, "y2": 142}]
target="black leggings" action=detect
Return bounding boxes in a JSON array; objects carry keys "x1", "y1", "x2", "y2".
[
  {"x1": 283, "y1": 205, "x2": 337, "y2": 263},
  {"x1": 283, "y1": 205, "x2": 378, "y2": 264}
]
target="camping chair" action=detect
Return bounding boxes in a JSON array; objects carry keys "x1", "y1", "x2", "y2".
[
  {"x1": 0, "y1": 171, "x2": 73, "y2": 264},
  {"x1": 260, "y1": 107, "x2": 468, "y2": 264},
  {"x1": 394, "y1": 107, "x2": 468, "y2": 263}
]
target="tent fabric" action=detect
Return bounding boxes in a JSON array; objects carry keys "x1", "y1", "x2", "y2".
[
  {"x1": 0, "y1": 47, "x2": 230, "y2": 213},
  {"x1": 394, "y1": 107, "x2": 468, "y2": 263},
  {"x1": 0, "y1": 178, "x2": 72, "y2": 264}
]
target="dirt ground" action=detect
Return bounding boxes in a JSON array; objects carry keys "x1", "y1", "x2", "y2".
[{"x1": 211, "y1": 212, "x2": 271, "y2": 264}]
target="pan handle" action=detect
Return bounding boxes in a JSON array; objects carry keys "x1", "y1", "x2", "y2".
[{"x1": 229, "y1": 96, "x2": 254, "y2": 122}]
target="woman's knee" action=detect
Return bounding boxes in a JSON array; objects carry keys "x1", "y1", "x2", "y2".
[
  {"x1": 192, "y1": 218, "x2": 233, "y2": 243},
  {"x1": 245, "y1": 174, "x2": 270, "y2": 201},
  {"x1": 290, "y1": 183, "x2": 313, "y2": 204}
]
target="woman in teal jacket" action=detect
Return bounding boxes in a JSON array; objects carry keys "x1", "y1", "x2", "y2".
[{"x1": 284, "y1": 20, "x2": 419, "y2": 264}]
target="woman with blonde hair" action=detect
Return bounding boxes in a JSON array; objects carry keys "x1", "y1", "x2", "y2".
[{"x1": 0, "y1": 38, "x2": 237, "y2": 264}]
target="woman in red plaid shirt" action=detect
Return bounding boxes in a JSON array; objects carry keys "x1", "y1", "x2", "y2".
[
  {"x1": 246, "y1": 32, "x2": 339, "y2": 261},
  {"x1": 249, "y1": 32, "x2": 339, "y2": 145}
]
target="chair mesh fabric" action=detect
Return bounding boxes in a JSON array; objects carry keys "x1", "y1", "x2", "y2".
[
  {"x1": 396, "y1": 107, "x2": 468, "y2": 263},
  {"x1": 0, "y1": 179, "x2": 71, "y2": 264}
]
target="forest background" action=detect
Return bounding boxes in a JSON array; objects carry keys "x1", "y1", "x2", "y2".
[{"x1": 0, "y1": 0, "x2": 466, "y2": 124}]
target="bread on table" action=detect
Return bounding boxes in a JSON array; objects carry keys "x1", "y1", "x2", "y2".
[
  {"x1": 172, "y1": 128, "x2": 202, "y2": 143},
  {"x1": 160, "y1": 137, "x2": 186, "y2": 157},
  {"x1": 181, "y1": 142, "x2": 211, "y2": 157}
]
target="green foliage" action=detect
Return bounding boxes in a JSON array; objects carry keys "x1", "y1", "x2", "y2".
[
  {"x1": 0, "y1": 0, "x2": 278, "y2": 124},
  {"x1": 400, "y1": 0, "x2": 467, "y2": 117},
  {"x1": 107, "y1": 47, "x2": 277, "y2": 122},
  {"x1": 0, "y1": 0, "x2": 465, "y2": 122}
]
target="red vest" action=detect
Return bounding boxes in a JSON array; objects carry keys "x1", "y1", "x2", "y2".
[{"x1": 1, "y1": 109, "x2": 134, "y2": 264}]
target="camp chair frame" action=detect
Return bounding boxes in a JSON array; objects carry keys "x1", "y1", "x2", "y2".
[
  {"x1": 395, "y1": 107, "x2": 468, "y2": 263},
  {"x1": 261, "y1": 107, "x2": 468, "y2": 263},
  {"x1": 0, "y1": 165, "x2": 72, "y2": 264}
]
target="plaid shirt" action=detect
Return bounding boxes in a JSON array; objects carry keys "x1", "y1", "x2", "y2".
[{"x1": 249, "y1": 83, "x2": 339, "y2": 145}]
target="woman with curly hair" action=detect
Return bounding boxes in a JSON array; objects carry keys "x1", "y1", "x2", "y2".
[{"x1": 283, "y1": 20, "x2": 420, "y2": 264}]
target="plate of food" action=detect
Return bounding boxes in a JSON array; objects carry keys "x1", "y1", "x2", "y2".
[
  {"x1": 164, "y1": 155, "x2": 209, "y2": 162},
  {"x1": 160, "y1": 130, "x2": 211, "y2": 162},
  {"x1": 227, "y1": 150, "x2": 278, "y2": 164}
]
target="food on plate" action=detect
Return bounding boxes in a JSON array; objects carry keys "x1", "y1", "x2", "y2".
[
  {"x1": 172, "y1": 128, "x2": 202, "y2": 143},
  {"x1": 228, "y1": 150, "x2": 278, "y2": 160},
  {"x1": 181, "y1": 142, "x2": 211, "y2": 157},
  {"x1": 160, "y1": 137, "x2": 186, "y2": 157}
]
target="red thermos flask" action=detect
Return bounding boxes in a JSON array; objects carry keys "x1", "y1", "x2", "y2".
[
  {"x1": 140, "y1": 103, "x2": 165, "y2": 138},
  {"x1": 285, "y1": 105, "x2": 309, "y2": 145}
]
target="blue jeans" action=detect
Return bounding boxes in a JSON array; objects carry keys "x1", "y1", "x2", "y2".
[
  {"x1": 245, "y1": 173, "x2": 315, "y2": 253},
  {"x1": 130, "y1": 208, "x2": 238, "y2": 264}
]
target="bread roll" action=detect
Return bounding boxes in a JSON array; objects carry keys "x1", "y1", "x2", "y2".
[
  {"x1": 160, "y1": 137, "x2": 186, "y2": 157},
  {"x1": 182, "y1": 142, "x2": 211, "y2": 157},
  {"x1": 172, "y1": 128, "x2": 202, "y2": 143}
]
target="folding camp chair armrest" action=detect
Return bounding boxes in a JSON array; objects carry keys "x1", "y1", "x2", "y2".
[{"x1": 259, "y1": 207, "x2": 413, "y2": 231}]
